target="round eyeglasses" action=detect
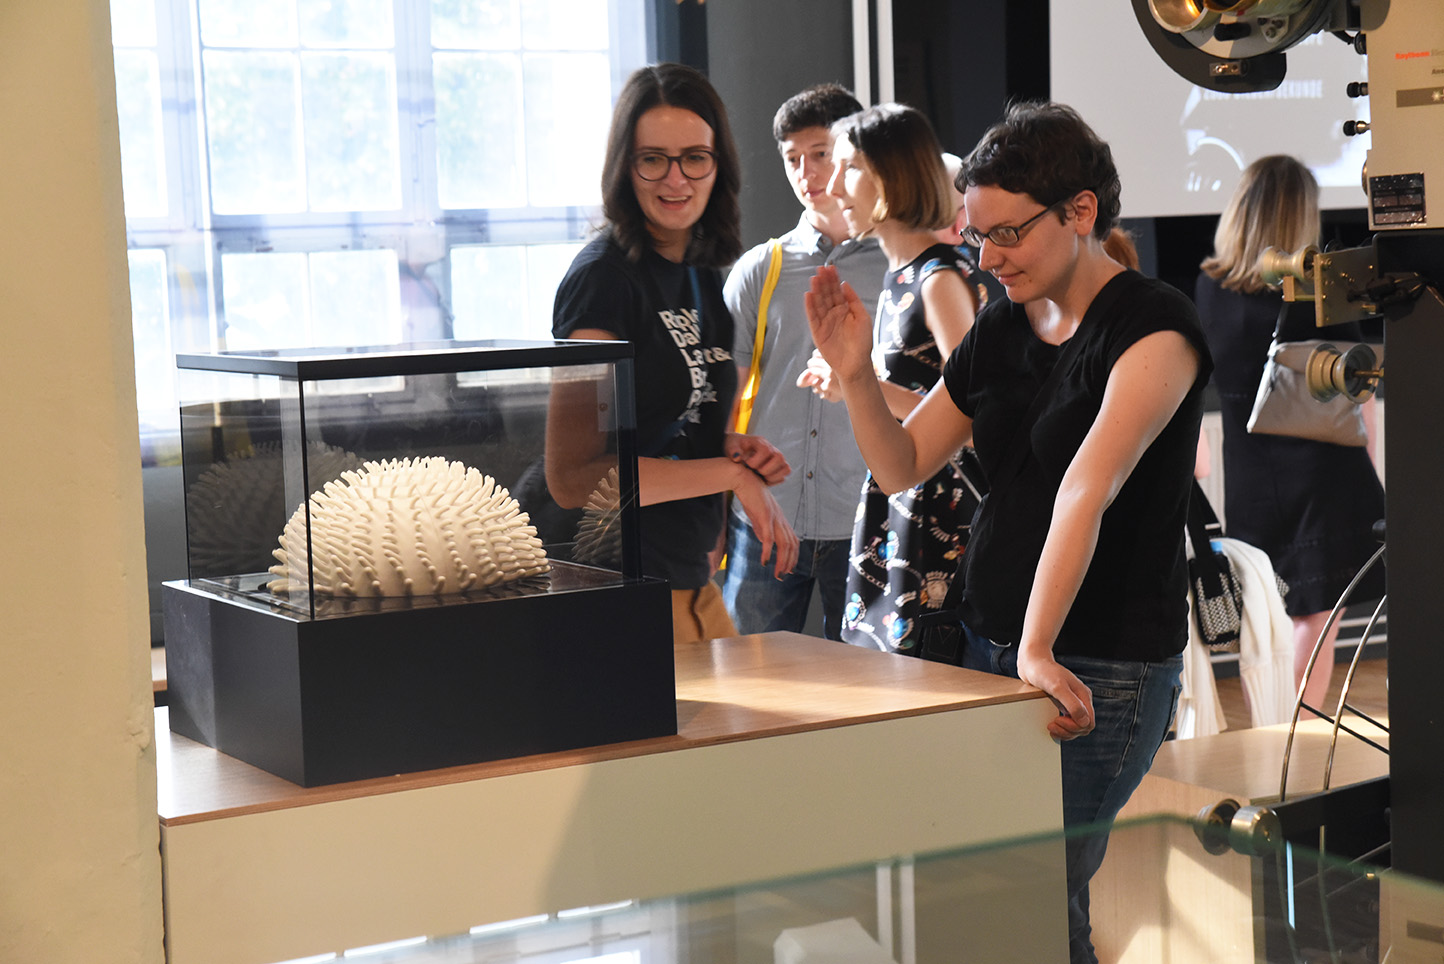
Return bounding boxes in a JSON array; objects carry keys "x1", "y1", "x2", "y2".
[
  {"x1": 633, "y1": 150, "x2": 717, "y2": 182},
  {"x1": 961, "y1": 200, "x2": 1064, "y2": 248}
]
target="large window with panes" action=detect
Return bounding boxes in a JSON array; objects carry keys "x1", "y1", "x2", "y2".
[{"x1": 112, "y1": 0, "x2": 645, "y2": 457}]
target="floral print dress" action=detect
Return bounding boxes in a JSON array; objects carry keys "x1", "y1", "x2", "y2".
[{"x1": 842, "y1": 244, "x2": 984, "y2": 654}]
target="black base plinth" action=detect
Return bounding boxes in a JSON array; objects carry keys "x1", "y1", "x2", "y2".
[{"x1": 162, "y1": 565, "x2": 675, "y2": 786}]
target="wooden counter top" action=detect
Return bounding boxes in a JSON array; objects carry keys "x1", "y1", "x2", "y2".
[
  {"x1": 1141, "y1": 715, "x2": 1390, "y2": 808},
  {"x1": 158, "y1": 632, "x2": 1061, "y2": 964},
  {"x1": 157, "y1": 631, "x2": 1041, "y2": 825}
]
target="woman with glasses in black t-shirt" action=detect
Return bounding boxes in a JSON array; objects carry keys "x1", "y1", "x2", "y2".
[{"x1": 549, "y1": 63, "x2": 798, "y2": 644}]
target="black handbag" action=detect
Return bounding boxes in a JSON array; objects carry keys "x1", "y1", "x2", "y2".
[
  {"x1": 915, "y1": 571, "x2": 969, "y2": 664},
  {"x1": 1185, "y1": 480, "x2": 1245, "y2": 653}
]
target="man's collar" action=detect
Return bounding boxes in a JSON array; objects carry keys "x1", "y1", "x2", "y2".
[{"x1": 793, "y1": 214, "x2": 875, "y2": 255}]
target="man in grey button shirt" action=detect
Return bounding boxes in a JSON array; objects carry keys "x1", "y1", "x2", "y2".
[{"x1": 721, "y1": 84, "x2": 889, "y2": 639}]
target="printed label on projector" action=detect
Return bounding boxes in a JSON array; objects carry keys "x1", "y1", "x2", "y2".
[{"x1": 1370, "y1": 173, "x2": 1427, "y2": 225}]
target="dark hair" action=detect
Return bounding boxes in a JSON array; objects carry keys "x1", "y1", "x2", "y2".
[
  {"x1": 772, "y1": 83, "x2": 863, "y2": 143},
  {"x1": 830, "y1": 103, "x2": 952, "y2": 232},
  {"x1": 601, "y1": 63, "x2": 742, "y2": 268},
  {"x1": 959, "y1": 101, "x2": 1121, "y2": 241}
]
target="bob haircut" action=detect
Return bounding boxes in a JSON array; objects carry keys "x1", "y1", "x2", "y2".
[
  {"x1": 600, "y1": 63, "x2": 742, "y2": 269},
  {"x1": 959, "y1": 101, "x2": 1122, "y2": 242},
  {"x1": 1200, "y1": 155, "x2": 1319, "y2": 294},
  {"x1": 830, "y1": 103, "x2": 952, "y2": 232},
  {"x1": 772, "y1": 83, "x2": 863, "y2": 144}
]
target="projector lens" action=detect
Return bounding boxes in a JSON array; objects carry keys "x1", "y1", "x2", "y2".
[
  {"x1": 1204, "y1": 0, "x2": 1311, "y2": 14},
  {"x1": 1149, "y1": 0, "x2": 1214, "y2": 33}
]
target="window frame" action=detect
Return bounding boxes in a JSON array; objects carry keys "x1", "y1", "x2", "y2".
[{"x1": 115, "y1": 0, "x2": 647, "y2": 449}]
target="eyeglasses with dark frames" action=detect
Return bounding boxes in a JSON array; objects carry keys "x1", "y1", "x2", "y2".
[
  {"x1": 633, "y1": 150, "x2": 717, "y2": 182},
  {"x1": 961, "y1": 199, "x2": 1066, "y2": 248}
]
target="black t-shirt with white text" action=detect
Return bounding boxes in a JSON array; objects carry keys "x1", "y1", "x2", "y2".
[{"x1": 554, "y1": 232, "x2": 736, "y2": 589}]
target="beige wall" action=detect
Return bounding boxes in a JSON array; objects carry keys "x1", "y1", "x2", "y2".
[{"x1": 0, "y1": 2, "x2": 165, "y2": 962}]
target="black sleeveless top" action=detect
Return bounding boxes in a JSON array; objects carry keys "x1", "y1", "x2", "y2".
[{"x1": 943, "y1": 271, "x2": 1213, "y2": 661}]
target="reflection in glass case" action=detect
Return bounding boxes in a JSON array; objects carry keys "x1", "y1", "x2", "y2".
[
  {"x1": 175, "y1": 339, "x2": 641, "y2": 611},
  {"x1": 163, "y1": 340, "x2": 676, "y2": 787},
  {"x1": 252, "y1": 814, "x2": 1444, "y2": 964}
]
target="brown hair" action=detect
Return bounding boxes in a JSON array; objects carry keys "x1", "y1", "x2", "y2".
[
  {"x1": 600, "y1": 63, "x2": 742, "y2": 268},
  {"x1": 1103, "y1": 227, "x2": 1140, "y2": 271},
  {"x1": 1200, "y1": 155, "x2": 1319, "y2": 294},
  {"x1": 772, "y1": 83, "x2": 863, "y2": 143},
  {"x1": 830, "y1": 103, "x2": 952, "y2": 232},
  {"x1": 959, "y1": 101, "x2": 1121, "y2": 242}
]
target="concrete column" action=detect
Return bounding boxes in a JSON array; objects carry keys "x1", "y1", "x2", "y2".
[{"x1": 0, "y1": 1, "x2": 165, "y2": 961}]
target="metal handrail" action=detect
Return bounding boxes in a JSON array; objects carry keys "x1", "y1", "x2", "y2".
[
  {"x1": 1279, "y1": 544, "x2": 1388, "y2": 803},
  {"x1": 1323, "y1": 594, "x2": 1389, "y2": 793}
]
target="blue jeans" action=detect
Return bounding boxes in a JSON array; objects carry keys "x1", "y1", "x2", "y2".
[
  {"x1": 720, "y1": 513, "x2": 850, "y2": 640},
  {"x1": 960, "y1": 623, "x2": 1182, "y2": 964}
]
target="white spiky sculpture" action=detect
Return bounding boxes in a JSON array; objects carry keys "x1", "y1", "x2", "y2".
[{"x1": 267, "y1": 456, "x2": 549, "y2": 597}]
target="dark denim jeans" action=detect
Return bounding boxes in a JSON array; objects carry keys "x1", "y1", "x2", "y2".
[
  {"x1": 960, "y1": 623, "x2": 1182, "y2": 964},
  {"x1": 720, "y1": 513, "x2": 850, "y2": 640}
]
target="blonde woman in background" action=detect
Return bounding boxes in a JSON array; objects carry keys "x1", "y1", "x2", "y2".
[{"x1": 1195, "y1": 155, "x2": 1385, "y2": 714}]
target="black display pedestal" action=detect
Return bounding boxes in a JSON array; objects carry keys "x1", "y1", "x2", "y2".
[{"x1": 163, "y1": 565, "x2": 675, "y2": 787}]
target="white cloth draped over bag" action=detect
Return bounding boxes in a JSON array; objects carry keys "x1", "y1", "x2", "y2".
[{"x1": 1177, "y1": 536, "x2": 1295, "y2": 739}]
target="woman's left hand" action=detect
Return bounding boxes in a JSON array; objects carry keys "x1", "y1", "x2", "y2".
[
  {"x1": 724, "y1": 432, "x2": 791, "y2": 486},
  {"x1": 1016, "y1": 649, "x2": 1095, "y2": 742},
  {"x1": 732, "y1": 469, "x2": 800, "y2": 576}
]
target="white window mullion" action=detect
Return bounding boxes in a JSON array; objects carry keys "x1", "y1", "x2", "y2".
[{"x1": 395, "y1": 0, "x2": 438, "y2": 223}]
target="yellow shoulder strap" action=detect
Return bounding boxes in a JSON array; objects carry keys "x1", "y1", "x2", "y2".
[{"x1": 735, "y1": 239, "x2": 782, "y2": 434}]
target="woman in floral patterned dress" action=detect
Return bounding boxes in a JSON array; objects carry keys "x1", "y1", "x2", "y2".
[{"x1": 800, "y1": 103, "x2": 983, "y2": 653}]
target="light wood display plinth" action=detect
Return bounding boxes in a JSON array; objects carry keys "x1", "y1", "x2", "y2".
[{"x1": 158, "y1": 631, "x2": 1062, "y2": 964}]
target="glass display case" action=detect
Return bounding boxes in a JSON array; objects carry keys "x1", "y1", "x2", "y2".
[
  {"x1": 256, "y1": 814, "x2": 1443, "y2": 964},
  {"x1": 162, "y1": 339, "x2": 675, "y2": 786}
]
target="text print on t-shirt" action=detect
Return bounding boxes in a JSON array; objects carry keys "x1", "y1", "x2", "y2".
[{"x1": 659, "y1": 307, "x2": 731, "y2": 423}]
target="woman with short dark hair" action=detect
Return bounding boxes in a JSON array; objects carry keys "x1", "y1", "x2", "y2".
[
  {"x1": 550, "y1": 63, "x2": 798, "y2": 644},
  {"x1": 806, "y1": 100, "x2": 1212, "y2": 964}
]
